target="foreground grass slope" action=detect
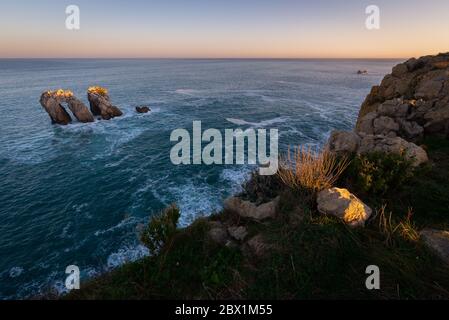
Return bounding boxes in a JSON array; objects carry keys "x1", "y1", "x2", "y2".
[{"x1": 66, "y1": 136, "x2": 449, "y2": 300}]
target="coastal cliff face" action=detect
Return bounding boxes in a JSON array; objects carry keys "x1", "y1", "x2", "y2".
[
  {"x1": 356, "y1": 52, "x2": 449, "y2": 136},
  {"x1": 328, "y1": 53, "x2": 449, "y2": 167}
]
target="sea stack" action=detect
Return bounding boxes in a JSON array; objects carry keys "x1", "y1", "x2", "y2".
[
  {"x1": 87, "y1": 86, "x2": 123, "y2": 120},
  {"x1": 40, "y1": 89, "x2": 94, "y2": 125}
]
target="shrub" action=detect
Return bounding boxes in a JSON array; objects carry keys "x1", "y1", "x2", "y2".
[
  {"x1": 349, "y1": 152, "x2": 413, "y2": 195},
  {"x1": 88, "y1": 86, "x2": 108, "y2": 96},
  {"x1": 140, "y1": 204, "x2": 180, "y2": 253},
  {"x1": 240, "y1": 170, "x2": 283, "y2": 204},
  {"x1": 277, "y1": 146, "x2": 350, "y2": 193}
]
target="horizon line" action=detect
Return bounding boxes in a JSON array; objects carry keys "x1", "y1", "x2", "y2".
[{"x1": 0, "y1": 57, "x2": 407, "y2": 60}]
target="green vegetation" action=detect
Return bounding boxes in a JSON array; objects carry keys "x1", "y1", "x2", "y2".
[
  {"x1": 67, "y1": 137, "x2": 449, "y2": 300},
  {"x1": 346, "y1": 152, "x2": 413, "y2": 196},
  {"x1": 140, "y1": 204, "x2": 180, "y2": 253}
]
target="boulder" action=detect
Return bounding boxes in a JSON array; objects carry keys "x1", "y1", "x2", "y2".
[
  {"x1": 420, "y1": 229, "x2": 449, "y2": 265},
  {"x1": 398, "y1": 119, "x2": 424, "y2": 140},
  {"x1": 317, "y1": 188, "x2": 372, "y2": 227},
  {"x1": 358, "y1": 134, "x2": 428, "y2": 167},
  {"x1": 87, "y1": 87, "x2": 123, "y2": 120},
  {"x1": 373, "y1": 116, "x2": 400, "y2": 136},
  {"x1": 136, "y1": 106, "x2": 151, "y2": 113},
  {"x1": 224, "y1": 196, "x2": 279, "y2": 221},
  {"x1": 245, "y1": 234, "x2": 269, "y2": 257},
  {"x1": 326, "y1": 131, "x2": 360, "y2": 154},
  {"x1": 227, "y1": 226, "x2": 248, "y2": 242},
  {"x1": 207, "y1": 221, "x2": 230, "y2": 245}
]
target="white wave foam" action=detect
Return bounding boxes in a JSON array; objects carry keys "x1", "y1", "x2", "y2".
[
  {"x1": 94, "y1": 216, "x2": 139, "y2": 237},
  {"x1": 9, "y1": 267, "x2": 24, "y2": 278},
  {"x1": 175, "y1": 89, "x2": 200, "y2": 96},
  {"x1": 106, "y1": 245, "x2": 149, "y2": 269},
  {"x1": 220, "y1": 168, "x2": 251, "y2": 190},
  {"x1": 226, "y1": 116, "x2": 288, "y2": 128}
]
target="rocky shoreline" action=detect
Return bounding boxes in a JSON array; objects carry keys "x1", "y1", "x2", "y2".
[{"x1": 66, "y1": 53, "x2": 449, "y2": 300}]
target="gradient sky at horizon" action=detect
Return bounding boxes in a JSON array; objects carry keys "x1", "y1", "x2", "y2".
[{"x1": 1, "y1": 0, "x2": 449, "y2": 59}]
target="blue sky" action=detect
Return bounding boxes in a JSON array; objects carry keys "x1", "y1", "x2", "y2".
[{"x1": 1, "y1": 0, "x2": 449, "y2": 58}]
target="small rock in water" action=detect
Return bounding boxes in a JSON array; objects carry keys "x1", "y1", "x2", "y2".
[{"x1": 136, "y1": 106, "x2": 151, "y2": 113}]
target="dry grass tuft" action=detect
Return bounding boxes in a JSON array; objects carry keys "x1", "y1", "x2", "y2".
[
  {"x1": 277, "y1": 146, "x2": 350, "y2": 193},
  {"x1": 378, "y1": 205, "x2": 420, "y2": 246}
]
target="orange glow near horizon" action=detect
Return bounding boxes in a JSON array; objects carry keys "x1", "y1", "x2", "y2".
[{"x1": 1, "y1": 1, "x2": 449, "y2": 59}]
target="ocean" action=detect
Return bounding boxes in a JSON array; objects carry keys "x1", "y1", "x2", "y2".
[{"x1": 0, "y1": 59, "x2": 399, "y2": 299}]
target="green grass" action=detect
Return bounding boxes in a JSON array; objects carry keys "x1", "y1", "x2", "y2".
[{"x1": 66, "y1": 136, "x2": 449, "y2": 300}]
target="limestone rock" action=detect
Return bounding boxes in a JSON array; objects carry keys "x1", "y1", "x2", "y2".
[
  {"x1": 356, "y1": 52, "x2": 449, "y2": 137},
  {"x1": 373, "y1": 116, "x2": 399, "y2": 136},
  {"x1": 39, "y1": 92, "x2": 72, "y2": 125},
  {"x1": 67, "y1": 98, "x2": 95, "y2": 123},
  {"x1": 358, "y1": 135, "x2": 428, "y2": 167},
  {"x1": 326, "y1": 131, "x2": 360, "y2": 154},
  {"x1": 317, "y1": 188, "x2": 372, "y2": 227},
  {"x1": 40, "y1": 90, "x2": 94, "y2": 125},
  {"x1": 227, "y1": 226, "x2": 248, "y2": 242},
  {"x1": 420, "y1": 229, "x2": 449, "y2": 265},
  {"x1": 207, "y1": 221, "x2": 230, "y2": 245},
  {"x1": 87, "y1": 87, "x2": 123, "y2": 120},
  {"x1": 245, "y1": 234, "x2": 269, "y2": 257},
  {"x1": 224, "y1": 196, "x2": 279, "y2": 221}
]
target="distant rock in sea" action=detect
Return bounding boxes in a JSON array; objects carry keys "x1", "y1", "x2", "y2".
[
  {"x1": 87, "y1": 86, "x2": 123, "y2": 120},
  {"x1": 40, "y1": 89, "x2": 94, "y2": 125},
  {"x1": 136, "y1": 106, "x2": 151, "y2": 113},
  {"x1": 357, "y1": 70, "x2": 368, "y2": 75}
]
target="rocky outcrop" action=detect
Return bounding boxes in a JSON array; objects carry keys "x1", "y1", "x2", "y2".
[
  {"x1": 317, "y1": 188, "x2": 372, "y2": 227},
  {"x1": 67, "y1": 98, "x2": 95, "y2": 123},
  {"x1": 327, "y1": 131, "x2": 428, "y2": 167},
  {"x1": 420, "y1": 229, "x2": 449, "y2": 265},
  {"x1": 356, "y1": 52, "x2": 449, "y2": 137},
  {"x1": 326, "y1": 53, "x2": 449, "y2": 167},
  {"x1": 87, "y1": 87, "x2": 123, "y2": 120},
  {"x1": 136, "y1": 106, "x2": 151, "y2": 114},
  {"x1": 224, "y1": 196, "x2": 279, "y2": 221},
  {"x1": 40, "y1": 90, "x2": 94, "y2": 125}
]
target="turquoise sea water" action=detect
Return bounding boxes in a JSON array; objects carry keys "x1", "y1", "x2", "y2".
[{"x1": 0, "y1": 59, "x2": 398, "y2": 299}]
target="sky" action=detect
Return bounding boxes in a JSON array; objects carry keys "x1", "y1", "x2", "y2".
[{"x1": 0, "y1": 0, "x2": 449, "y2": 59}]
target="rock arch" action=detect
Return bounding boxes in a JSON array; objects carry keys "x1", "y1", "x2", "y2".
[{"x1": 40, "y1": 90, "x2": 94, "y2": 125}]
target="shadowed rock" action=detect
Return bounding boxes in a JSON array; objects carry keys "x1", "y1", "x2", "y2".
[
  {"x1": 87, "y1": 87, "x2": 123, "y2": 120},
  {"x1": 420, "y1": 229, "x2": 449, "y2": 265},
  {"x1": 40, "y1": 90, "x2": 94, "y2": 125},
  {"x1": 136, "y1": 106, "x2": 151, "y2": 113},
  {"x1": 356, "y1": 52, "x2": 449, "y2": 137}
]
